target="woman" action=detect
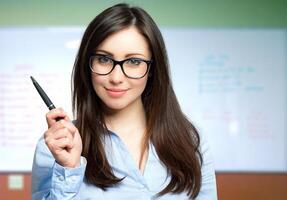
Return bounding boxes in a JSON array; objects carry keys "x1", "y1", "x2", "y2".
[{"x1": 31, "y1": 3, "x2": 217, "y2": 200}]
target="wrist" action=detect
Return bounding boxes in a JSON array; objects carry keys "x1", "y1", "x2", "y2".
[{"x1": 57, "y1": 159, "x2": 81, "y2": 169}]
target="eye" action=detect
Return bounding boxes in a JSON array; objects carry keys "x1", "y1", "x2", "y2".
[
  {"x1": 96, "y1": 55, "x2": 111, "y2": 64},
  {"x1": 127, "y1": 58, "x2": 142, "y2": 66}
]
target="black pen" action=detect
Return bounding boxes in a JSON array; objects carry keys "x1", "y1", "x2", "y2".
[
  {"x1": 30, "y1": 76, "x2": 56, "y2": 110},
  {"x1": 31, "y1": 76, "x2": 64, "y2": 122}
]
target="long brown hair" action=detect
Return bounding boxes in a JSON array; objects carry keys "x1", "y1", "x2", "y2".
[{"x1": 72, "y1": 3, "x2": 202, "y2": 199}]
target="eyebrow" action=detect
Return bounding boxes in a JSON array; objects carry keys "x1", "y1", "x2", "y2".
[{"x1": 95, "y1": 49, "x2": 147, "y2": 58}]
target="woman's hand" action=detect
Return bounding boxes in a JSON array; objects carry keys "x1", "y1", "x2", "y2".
[{"x1": 44, "y1": 108, "x2": 82, "y2": 168}]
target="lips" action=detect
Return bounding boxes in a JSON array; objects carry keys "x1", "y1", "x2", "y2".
[{"x1": 106, "y1": 88, "x2": 128, "y2": 97}]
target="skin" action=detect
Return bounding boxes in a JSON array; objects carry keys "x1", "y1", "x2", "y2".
[
  {"x1": 45, "y1": 108, "x2": 82, "y2": 168},
  {"x1": 45, "y1": 26, "x2": 151, "y2": 172}
]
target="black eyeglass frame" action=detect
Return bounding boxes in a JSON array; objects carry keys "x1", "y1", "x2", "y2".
[{"x1": 89, "y1": 54, "x2": 153, "y2": 79}]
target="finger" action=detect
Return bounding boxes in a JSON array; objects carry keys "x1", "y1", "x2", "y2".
[
  {"x1": 46, "y1": 108, "x2": 70, "y2": 127},
  {"x1": 56, "y1": 120, "x2": 77, "y2": 137},
  {"x1": 52, "y1": 130, "x2": 68, "y2": 140},
  {"x1": 49, "y1": 137, "x2": 74, "y2": 151},
  {"x1": 55, "y1": 128, "x2": 74, "y2": 142},
  {"x1": 45, "y1": 121, "x2": 76, "y2": 141},
  {"x1": 58, "y1": 137, "x2": 74, "y2": 149},
  {"x1": 48, "y1": 116, "x2": 74, "y2": 134}
]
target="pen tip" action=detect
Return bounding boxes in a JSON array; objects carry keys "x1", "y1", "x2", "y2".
[{"x1": 30, "y1": 76, "x2": 35, "y2": 82}]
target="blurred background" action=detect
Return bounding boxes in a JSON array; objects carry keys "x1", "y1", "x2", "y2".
[{"x1": 0, "y1": 0, "x2": 287, "y2": 199}]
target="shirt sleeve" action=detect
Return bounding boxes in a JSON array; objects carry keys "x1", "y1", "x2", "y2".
[
  {"x1": 31, "y1": 135, "x2": 87, "y2": 200},
  {"x1": 195, "y1": 133, "x2": 218, "y2": 200}
]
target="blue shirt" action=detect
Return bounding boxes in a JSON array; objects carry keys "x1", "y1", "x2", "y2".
[{"x1": 31, "y1": 131, "x2": 217, "y2": 200}]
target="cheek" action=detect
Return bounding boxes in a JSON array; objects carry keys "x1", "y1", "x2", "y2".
[
  {"x1": 92, "y1": 74, "x2": 105, "y2": 84},
  {"x1": 91, "y1": 75, "x2": 105, "y2": 93},
  {"x1": 132, "y1": 77, "x2": 148, "y2": 94}
]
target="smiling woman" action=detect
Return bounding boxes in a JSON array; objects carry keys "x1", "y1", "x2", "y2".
[
  {"x1": 31, "y1": 3, "x2": 217, "y2": 200},
  {"x1": 91, "y1": 27, "x2": 151, "y2": 111}
]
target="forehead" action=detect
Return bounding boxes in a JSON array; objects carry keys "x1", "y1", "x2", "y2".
[{"x1": 96, "y1": 26, "x2": 151, "y2": 58}]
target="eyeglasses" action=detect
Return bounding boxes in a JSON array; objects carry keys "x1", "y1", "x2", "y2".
[{"x1": 89, "y1": 54, "x2": 152, "y2": 79}]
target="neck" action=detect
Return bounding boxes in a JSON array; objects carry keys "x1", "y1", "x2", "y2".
[
  {"x1": 104, "y1": 98, "x2": 148, "y2": 173},
  {"x1": 104, "y1": 99, "x2": 146, "y2": 136}
]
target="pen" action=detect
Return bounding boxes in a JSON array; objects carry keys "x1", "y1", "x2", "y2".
[
  {"x1": 30, "y1": 76, "x2": 56, "y2": 110},
  {"x1": 30, "y1": 76, "x2": 64, "y2": 122}
]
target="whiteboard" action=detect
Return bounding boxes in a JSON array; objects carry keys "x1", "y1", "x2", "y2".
[{"x1": 0, "y1": 27, "x2": 286, "y2": 172}]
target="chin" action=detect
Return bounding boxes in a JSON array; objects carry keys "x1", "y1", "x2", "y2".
[{"x1": 103, "y1": 101, "x2": 129, "y2": 111}]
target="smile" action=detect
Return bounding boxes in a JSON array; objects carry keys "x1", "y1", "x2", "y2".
[{"x1": 106, "y1": 88, "x2": 128, "y2": 97}]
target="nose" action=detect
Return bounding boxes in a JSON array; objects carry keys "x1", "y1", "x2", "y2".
[{"x1": 109, "y1": 64, "x2": 124, "y2": 84}]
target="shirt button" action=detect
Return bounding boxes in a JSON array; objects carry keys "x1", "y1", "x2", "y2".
[{"x1": 58, "y1": 176, "x2": 64, "y2": 181}]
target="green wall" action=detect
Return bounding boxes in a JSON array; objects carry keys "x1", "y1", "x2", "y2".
[{"x1": 0, "y1": 0, "x2": 287, "y2": 27}]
